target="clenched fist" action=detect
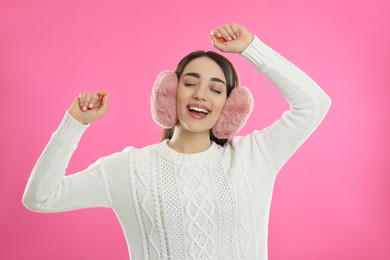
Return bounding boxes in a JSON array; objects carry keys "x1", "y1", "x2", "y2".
[
  {"x1": 210, "y1": 23, "x2": 254, "y2": 53},
  {"x1": 68, "y1": 91, "x2": 109, "y2": 125}
]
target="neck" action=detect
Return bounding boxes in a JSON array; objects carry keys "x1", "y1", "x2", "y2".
[{"x1": 168, "y1": 126, "x2": 211, "y2": 154}]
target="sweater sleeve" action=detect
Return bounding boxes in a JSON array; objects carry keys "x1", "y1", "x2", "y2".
[
  {"x1": 238, "y1": 36, "x2": 332, "y2": 174},
  {"x1": 22, "y1": 111, "x2": 114, "y2": 213}
]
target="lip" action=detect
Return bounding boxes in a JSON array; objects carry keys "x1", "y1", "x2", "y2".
[
  {"x1": 187, "y1": 103, "x2": 211, "y2": 112},
  {"x1": 186, "y1": 103, "x2": 211, "y2": 119}
]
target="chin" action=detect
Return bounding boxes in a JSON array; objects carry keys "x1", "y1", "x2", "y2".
[
  {"x1": 177, "y1": 111, "x2": 219, "y2": 136},
  {"x1": 177, "y1": 122, "x2": 212, "y2": 135}
]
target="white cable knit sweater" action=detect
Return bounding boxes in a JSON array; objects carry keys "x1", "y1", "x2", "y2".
[{"x1": 23, "y1": 36, "x2": 332, "y2": 260}]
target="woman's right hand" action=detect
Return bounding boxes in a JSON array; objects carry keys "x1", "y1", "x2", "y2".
[{"x1": 68, "y1": 91, "x2": 109, "y2": 125}]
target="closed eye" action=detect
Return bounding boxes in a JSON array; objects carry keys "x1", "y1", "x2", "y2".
[
  {"x1": 184, "y1": 83, "x2": 196, "y2": 87},
  {"x1": 211, "y1": 88, "x2": 222, "y2": 94}
]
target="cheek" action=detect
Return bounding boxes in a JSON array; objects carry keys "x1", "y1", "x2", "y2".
[
  {"x1": 176, "y1": 86, "x2": 185, "y2": 105},
  {"x1": 176, "y1": 86, "x2": 188, "y2": 116},
  {"x1": 215, "y1": 98, "x2": 227, "y2": 113}
]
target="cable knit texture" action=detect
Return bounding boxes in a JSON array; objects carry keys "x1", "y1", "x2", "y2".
[{"x1": 22, "y1": 36, "x2": 332, "y2": 260}]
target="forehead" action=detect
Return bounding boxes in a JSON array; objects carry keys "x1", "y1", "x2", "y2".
[{"x1": 181, "y1": 57, "x2": 226, "y2": 81}]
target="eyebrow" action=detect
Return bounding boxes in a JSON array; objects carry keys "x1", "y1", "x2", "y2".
[{"x1": 183, "y1": 72, "x2": 226, "y2": 86}]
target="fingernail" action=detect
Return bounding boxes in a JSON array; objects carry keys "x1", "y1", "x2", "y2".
[
  {"x1": 228, "y1": 37, "x2": 232, "y2": 41},
  {"x1": 89, "y1": 102, "x2": 93, "y2": 108},
  {"x1": 82, "y1": 106, "x2": 87, "y2": 111}
]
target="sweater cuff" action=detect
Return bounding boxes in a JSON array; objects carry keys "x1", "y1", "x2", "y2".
[
  {"x1": 240, "y1": 35, "x2": 274, "y2": 68},
  {"x1": 54, "y1": 111, "x2": 89, "y2": 144}
]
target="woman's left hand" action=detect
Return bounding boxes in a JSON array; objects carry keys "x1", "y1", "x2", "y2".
[{"x1": 210, "y1": 23, "x2": 254, "y2": 53}]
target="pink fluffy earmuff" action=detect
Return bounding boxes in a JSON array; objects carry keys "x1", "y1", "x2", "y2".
[{"x1": 150, "y1": 71, "x2": 254, "y2": 140}]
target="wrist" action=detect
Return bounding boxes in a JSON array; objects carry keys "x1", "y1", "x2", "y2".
[{"x1": 68, "y1": 110, "x2": 89, "y2": 125}]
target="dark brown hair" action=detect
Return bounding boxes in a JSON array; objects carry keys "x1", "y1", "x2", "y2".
[{"x1": 160, "y1": 50, "x2": 239, "y2": 146}]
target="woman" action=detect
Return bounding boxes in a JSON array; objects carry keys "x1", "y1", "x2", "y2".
[{"x1": 23, "y1": 23, "x2": 331, "y2": 259}]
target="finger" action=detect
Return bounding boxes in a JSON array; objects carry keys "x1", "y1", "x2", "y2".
[
  {"x1": 79, "y1": 93, "x2": 87, "y2": 109},
  {"x1": 218, "y1": 24, "x2": 238, "y2": 41},
  {"x1": 230, "y1": 23, "x2": 241, "y2": 36},
  {"x1": 210, "y1": 34, "x2": 228, "y2": 52},
  {"x1": 210, "y1": 32, "x2": 225, "y2": 44},
  {"x1": 94, "y1": 91, "x2": 108, "y2": 108},
  {"x1": 97, "y1": 90, "x2": 108, "y2": 102},
  {"x1": 211, "y1": 28, "x2": 228, "y2": 41},
  {"x1": 82, "y1": 93, "x2": 94, "y2": 111},
  {"x1": 216, "y1": 26, "x2": 233, "y2": 41},
  {"x1": 96, "y1": 93, "x2": 109, "y2": 117},
  {"x1": 222, "y1": 24, "x2": 238, "y2": 40},
  {"x1": 97, "y1": 90, "x2": 108, "y2": 96},
  {"x1": 82, "y1": 93, "x2": 91, "y2": 111},
  {"x1": 89, "y1": 92, "x2": 103, "y2": 109},
  {"x1": 210, "y1": 29, "x2": 223, "y2": 41}
]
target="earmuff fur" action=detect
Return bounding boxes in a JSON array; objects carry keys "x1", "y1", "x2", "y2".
[
  {"x1": 150, "y1": 71, "x2": 178, "y2": 128},
  {"x1": 150, "y1": 71, "x2": 253, "y2": 140}
]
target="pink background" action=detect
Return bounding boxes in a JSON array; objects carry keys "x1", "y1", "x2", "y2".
[{"x1": 1, "y1": 0, "x2": 389, "y2": 259}]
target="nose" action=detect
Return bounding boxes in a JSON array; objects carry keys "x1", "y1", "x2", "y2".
[{"x1": 192, "y1": 84, "x2": 207, "y2": 101}]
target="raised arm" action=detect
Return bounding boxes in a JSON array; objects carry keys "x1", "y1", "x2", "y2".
[
  {"x1": 211, "y1": 24, "x2": 332, "y2": 174},
  {"x1": 22, "y1": 91, "x2": 114, "y2": 212}
]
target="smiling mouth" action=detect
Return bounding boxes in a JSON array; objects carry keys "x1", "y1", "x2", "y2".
[
  {"x1": 187, "y1": 105, "x2": 210, "y2": 119},
  {"x1": 188, "y1": 106, "x2": 209, "y2": 114}
]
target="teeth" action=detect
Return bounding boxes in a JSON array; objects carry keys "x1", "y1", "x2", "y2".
[{"x1": 189, "y1": 106, "x2": 209, "y2": 114}]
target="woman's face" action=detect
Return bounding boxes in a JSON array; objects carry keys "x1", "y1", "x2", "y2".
[{"x1": 176, "y1": 56, "x2": 227, "y2": 135}]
